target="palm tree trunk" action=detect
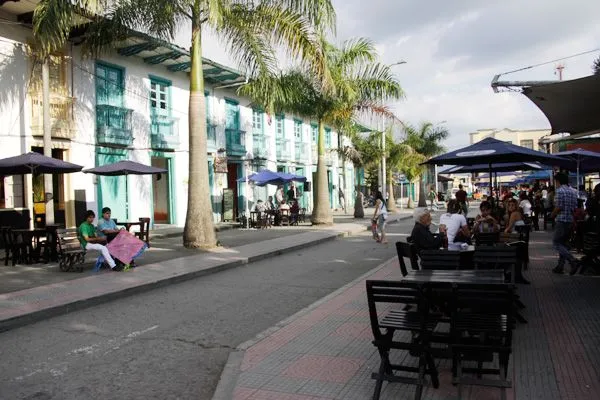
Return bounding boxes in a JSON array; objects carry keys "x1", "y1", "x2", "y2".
[
  {"x1": 387, "y1": 177, "x2": 397, "y2": 212},
  {"x1": 311, "y1": 120, "x2": 333, "y2": 225},
  {"x1": 42, "y1": 58, "x2": 54, "y2": 225},
  {"x1": 417, "y1": 167, "x2": 428, "y2": 207},
  {"x1": 183, "y1": 16, "x2": 217, "y2": 249}
]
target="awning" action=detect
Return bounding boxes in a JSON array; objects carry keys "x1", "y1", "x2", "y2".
[{"x1": 523, "y1": 74, "x2": 600, "y2": 135}]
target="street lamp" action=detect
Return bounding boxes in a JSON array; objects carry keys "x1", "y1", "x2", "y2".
[{"x1": 381, "y1": 60, "x2": 407, "y2": 203}]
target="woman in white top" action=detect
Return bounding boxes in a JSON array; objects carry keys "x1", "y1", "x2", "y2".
[
  {"x1": 372, "y1": 190, "x2": 388, "y2": 244},
  {"x1": 518, "y1": 192, "x2": 532, "y2": 217},
  {"x1": 439, "y1": 200, "x2": 470, "y2": 250}
]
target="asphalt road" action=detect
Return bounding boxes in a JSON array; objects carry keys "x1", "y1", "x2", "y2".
[{"x1": 0, "y1": 219, "x2": 413, "y2": 400}]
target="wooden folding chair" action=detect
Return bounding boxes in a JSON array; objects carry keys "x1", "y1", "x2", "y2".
[{"x1": 366, "y1": 280, "x2": 440, "y2": 400}]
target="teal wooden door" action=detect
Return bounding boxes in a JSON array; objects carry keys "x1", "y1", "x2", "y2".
[
  {"x1": 96, "y1": 63, "x2": 123, "y2": 106},
  {"x1": 225, "y1": 100, "x2": 239, "y2": 130},
  {"x1": 96, "y1": 149, "x2": 127, "y2": 221}
]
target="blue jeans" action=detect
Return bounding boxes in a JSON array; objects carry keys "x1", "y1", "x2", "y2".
[{"x1": 553, "y1": 221, "x2": 575, "y2": 268}]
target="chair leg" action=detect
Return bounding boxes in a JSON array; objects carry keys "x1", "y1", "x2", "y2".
[
  {"x1": 456, "y1": 353, "x2": 463, "y2": 399},
  {"x1": 426, "y1": 351, "x2": 439, "y2": 389},
  {"x1": 414, "y1": 353, "x2": 426, "y2": 400},
  {"x1": 372, "y1": 358, "x2": 386, "y2": 400}
]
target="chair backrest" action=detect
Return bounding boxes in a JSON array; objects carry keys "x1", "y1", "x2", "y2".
[
  {"x1": 395, "y1": 241, "x2": 419, "y2": 276},
  {"x1": 474, "y1": 232, "x2": 499, "y2": 246},
  {"x1": 419, "y1": 249, "x2": 461, "y2": 270},
  {"x1": 366, "y1": 280, "x2": 427, "y2": 340},
  {"x1": 452, "y1": 283, "x2": 516, "y2": 333},
  {"x1": 1, "y1": 226, "x2": 13, "y2": 247},
  {"x1": 583, "y1": 232, "x2": 600, "y2": 253},
  {"x1": 514, "y1": 224, "x2": 530, "y2": 243},
  {"x1": 138, "y1": 218, "x2": 150, "y2": 244},
  {"x1": 473, "y1": 246, "x2": 518, "y2": 271},
  {"x1": 56, "y1": 228, "x2": 83, "y2": 253}
]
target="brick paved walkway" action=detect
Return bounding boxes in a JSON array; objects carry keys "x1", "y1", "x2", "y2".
[{"x1": 224, "y1": 230, "x2": 600, "y2": 400}]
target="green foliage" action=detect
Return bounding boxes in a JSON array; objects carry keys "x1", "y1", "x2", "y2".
[{"x1": 594, "y1": 56, "x2": 600, "y2": 75}]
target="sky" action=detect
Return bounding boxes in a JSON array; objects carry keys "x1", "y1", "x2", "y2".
[{"x1": 177, "y1": 0, "x2": 600, "y2": 151}]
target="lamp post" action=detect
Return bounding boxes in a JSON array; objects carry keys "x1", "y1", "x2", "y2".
[{"x1": 381, "y1": 60, "x2": 407, "y2": 203}]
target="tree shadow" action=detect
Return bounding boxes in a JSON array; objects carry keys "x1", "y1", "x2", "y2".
[{"x1": 0, "y1": 42, "x2": 28, "y2": 153}]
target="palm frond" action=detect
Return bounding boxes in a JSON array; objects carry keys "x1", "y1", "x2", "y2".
[{"x1": 261, "y1": 0, "x2": 336, "y2": 34}]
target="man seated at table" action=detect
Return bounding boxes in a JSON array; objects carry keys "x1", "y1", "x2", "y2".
[
  {"x1": 254, "y1": 200, "x2": 266, "y2": 213},
  {"x1": 290, "y1": 200, "x2": 300, "y2": 224},
  {"x1": 266, "y1": 196, "x2": 275, "y2": 212},
  {"x1": 410, "y1": 209, "x2": 446, "y2": 254},
  {"x1": 78, "y1": 210, "x2": 121, "y2": 271},
  {"x1": 439, "y1": 200, "x2": 471, "y2": 250},
  {"x1": 96, "y1": 207, "x2": 121, "y2": 241},
  {"x1": 472, "y1": 200, "x2": 500, "y2": 233}
]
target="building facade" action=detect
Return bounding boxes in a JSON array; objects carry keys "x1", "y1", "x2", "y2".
[
  {"x1": 469, "y1": 128, "x2": 551, "y2": 151},
  {"x1": 0, "y1": 3, "x2": 354, "y2": 228}
]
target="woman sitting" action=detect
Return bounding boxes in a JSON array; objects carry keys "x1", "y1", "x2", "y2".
[
  {"x1": 473, "y1": 200, "x2": 500, "y2": 233},
  {"x1": 504, "y1": 198, "x2": 525, "y2": 233},
  {"x1": 439, "y1": 200, "x2": 470, "y2": 250}
]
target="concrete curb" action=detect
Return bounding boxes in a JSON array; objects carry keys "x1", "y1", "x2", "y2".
[
  {"x1": 210, "y1": 255, "x2": 399, "y2": 400},
  {"x1": 0, "y1": 224, "x2": 369, "y2": 333}
]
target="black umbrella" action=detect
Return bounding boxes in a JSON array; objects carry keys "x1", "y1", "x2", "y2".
[
  {"x1": 84, "y1": 160, "x2": 167, "y2": 219},
  {"x1": 0, "y1": 152, "x2": 83, "y2": 175}
]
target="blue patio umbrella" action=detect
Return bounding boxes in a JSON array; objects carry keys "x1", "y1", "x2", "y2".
[
  {"x1": 425, "y1": 137, "x2": 566, "y2": 197},
  {"x1": 444, "y1": 161, "x2": 550, "y2": 175},
  {"x1": 0, "y1": 152, "x2": 83, "y2": 175},
  {"x1": 553, "y1": 148, "x2": 600, "y2": 186},
  {"x1": 237, "y1": 169, "x2": 284, "y2": 186},
  {"x1": 278, "y1": 172, "x2": 307, "y2": 183}
]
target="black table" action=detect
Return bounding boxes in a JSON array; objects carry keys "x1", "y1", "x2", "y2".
[
  {"x1": 11, "y1": 228, "x2": 47, "y2": 264},
  {"x1": 402, "y1": 270, "x2": 506, "y2": 284}
]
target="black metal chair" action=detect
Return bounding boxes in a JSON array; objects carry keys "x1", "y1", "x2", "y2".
[
  {"x1": 395, "y1": 241, "x2": 419, "y2": 276},
  {"x1": 419, "y1": 249, "x2": 461, "y2": 270},
  {"x1": 366, "y1": 280, "x2": 440, "y2": 400},
  {"x1": 473, "y1": 231, "x2": 500, "y2": 246},
  {"x1": 473, "y1": 246, "x2": 518, "y2": 283},
  {"x1": 451, "y1": 283, "x2": 516, "y2": 400}
]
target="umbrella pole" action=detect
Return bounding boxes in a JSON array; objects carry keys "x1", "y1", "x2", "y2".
[
  {"x1": 246, "y1": 165, "x2": 250, "y2": 229},
  {"x1": 489, "y1": 163, "x2": 493, "y2": 204},
  {"x1": 577, "y1": 160, "x2": 580, "y2": 191},
  {"x1": 126, "y1": 175, "x2": 129, "y2": 220}
]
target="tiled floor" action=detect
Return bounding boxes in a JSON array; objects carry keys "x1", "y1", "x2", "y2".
[{"x1": 229, "y1": 229, "x2": 600, "y2": 400}]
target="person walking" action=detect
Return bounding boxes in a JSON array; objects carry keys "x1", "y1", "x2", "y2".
[
  {"x1": 372, "y1": 190, "x2": 388, "y2": 244},
  {"x1": 275, "y1": 185, "x2": 284, "y2": 205},
  {"x1": 338, "y1": 187, "x2": 346, "y2": 212},
  {"x1": 455, "y1": 184, "x2": 469, "y2": 216},
  {"x1": 551, "y1": 173, "x2": 580, "y2": 275}
]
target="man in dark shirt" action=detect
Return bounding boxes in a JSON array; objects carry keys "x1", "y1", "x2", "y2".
[
  {"x1": 455, "y1": 184, "x2": 469, "y2": 216},
  {"x1": 410, "y1": 210, "x2": 447, "y2": 254}
]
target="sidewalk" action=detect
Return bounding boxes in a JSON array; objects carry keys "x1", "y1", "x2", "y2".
[
  {"x1": 213, "y1": 229, "x2": 600, "y2": 400},
  {"x1": 0, "y1": 211, "x2": 413, "y2": 333}
]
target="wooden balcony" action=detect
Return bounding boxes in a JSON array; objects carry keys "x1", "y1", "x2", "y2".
[
  {"x1": 295, "y1": 142, "x2": 309, "y2": 163},
  {"x1": 225, "y1": 128, "x2": 246, "y2": 157},
  {"x1": 150, "y1": 115, "x2": 179, "y2": 150},
  {"x1": 276, "y1": 137, "x2": 291, "y2": 160},
  {"x1": 30, "y1": 93, "x2": 75, "y2": 140},
  {"x1": 96, "y1": 104, "x2": 134, "y2": 147},
  {"x1": 253, "y1": 133, "x2": 270, "y2": 159}
]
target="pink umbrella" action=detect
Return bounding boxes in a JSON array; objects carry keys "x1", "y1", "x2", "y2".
[{"x1": 106, "y1": 230, "x2": 146, "y2": 264}]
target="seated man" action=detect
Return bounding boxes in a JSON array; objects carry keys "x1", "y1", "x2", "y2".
[
  {"x1": 78, "y1": 210, "x2": 120, "y2": 271},
  {"x1": 290, "y1": 200, "x2": 300, "y2": 224},
  {"x1": 410, "y1": 210, "x2": 446, "y2": 254},
  {"x1": 279, "y1": 200, "x2": 290, "y2": 211},
  {"x1": 439, "y1": 200, "x2": 470, "y2": 250},
  {"x1": 473, "y1": 200, "x2": 500, "y2": 233},
  {"x1": 96, "y1": 207, "x2": 121, "y2": 241},
  {"x1": 254, "y1": 200, "x2": 266, "y2": 213},
  {"x1": 266, "y1": 196, "x2": 275, "y2": 212}
]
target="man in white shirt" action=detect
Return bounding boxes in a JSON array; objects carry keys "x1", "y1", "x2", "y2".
[{"x1": 439, "y1": 200, "x2": 470, "y2": 250}]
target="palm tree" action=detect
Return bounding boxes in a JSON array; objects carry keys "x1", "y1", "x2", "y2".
[
  {"x1": 32, "y1": 0, "x2": 335, "y2": 248},
  {"x1": 403, "y1": 122, "x2": 449, "y2": 208},
  {"x1": 594, "y1": 56, "x2": 600, "y2": 75},
  {"x1": 387, "y1": 134, "x2": 424, "y2": 210},
  {"x1": 240, "y1": 38, "x2": 404, "y2": 224}
]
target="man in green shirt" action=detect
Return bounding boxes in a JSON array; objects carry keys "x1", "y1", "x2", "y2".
[{"x1": 78, "y1": 210, "x2": 119, "y2": 271}]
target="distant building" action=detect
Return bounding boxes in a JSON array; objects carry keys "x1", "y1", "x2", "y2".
[{"x1": 469, "y1": 128, "x2": 550, "y2": 151}]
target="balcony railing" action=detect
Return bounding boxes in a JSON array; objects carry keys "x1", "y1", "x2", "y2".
[
  {"x1": 295, "y1": 142, "x2": 309, "y2": 163},
  {"x1": 30, "y1": 93, "x2": 75, "y2": 139},
  {"x1": 207, "y1": 123, "x2": 217, "y2": 152},
  {"x1": 96, "y1": 104, "x2": 134, "y2": 147},
  {"x1": 253, "y1": 133, "x2": 270, "y2": 159},
  {"x1": 225, "y1": 128, "x2": 246, "y2": 156},
  {"x1": 150, "y1": 115, "x2": 179, "y2": 150},
  {"x1": 276, "y1": 137, "x2": 291, "y2": 160}
]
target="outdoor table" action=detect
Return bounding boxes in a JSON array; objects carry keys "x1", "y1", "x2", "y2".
[
  {"x1": 44, "y1": 223, "x2": 63, "y2": 262},
  {"x1": 11, "y1": 228, "x2": 47, "y2": 264},
  {"x1": 401, "y1": 270, "x2": 505, "y2": 284}
]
